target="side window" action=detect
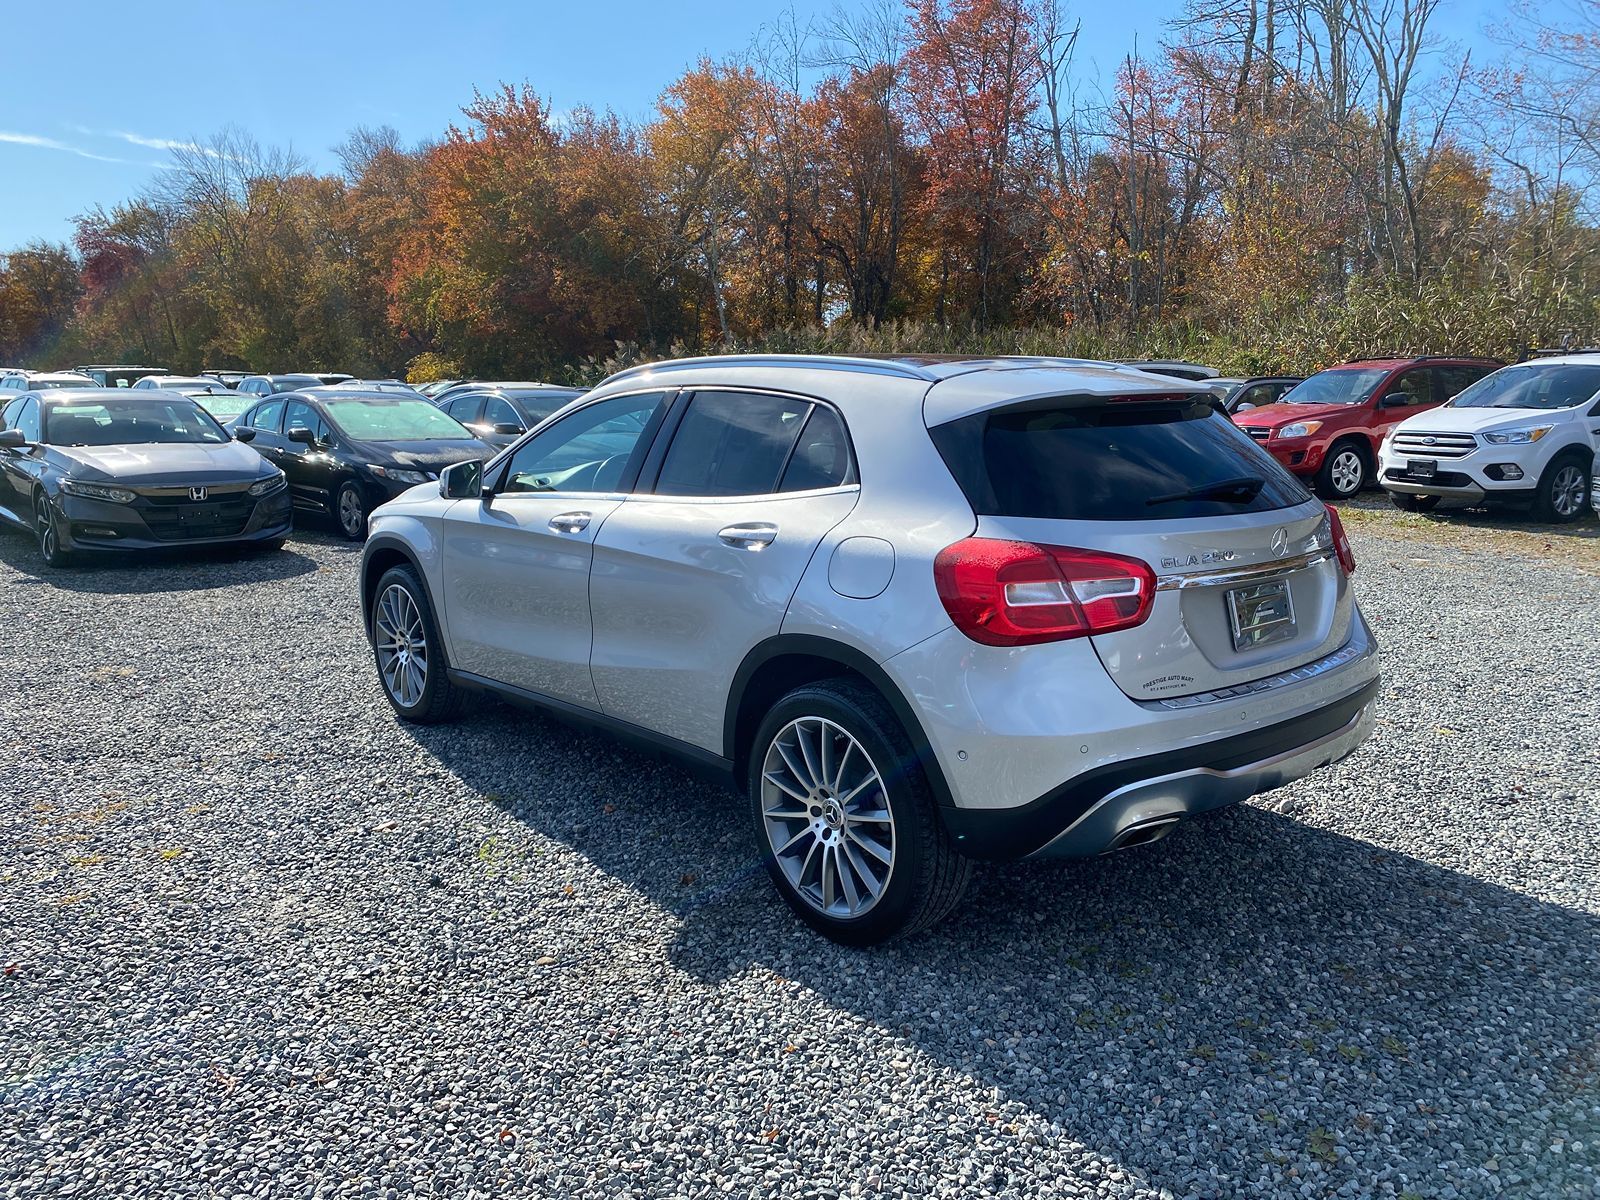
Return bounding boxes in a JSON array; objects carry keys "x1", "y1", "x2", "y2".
[
  {"x1": 283, "y1": 400, "x2": 328, "y2": 443},
  {"x1": 1387, "y1": 369, "x2": 1432, "y2": 406},
  {"x1": 483, "y1": 396, "x2": 522, "y2": 431},
  {"x1": 16, "y1": 399, "x2": 41, "y2": 443},
  {"x1": 655, "y1": 390, "x2": 812, "y2": 497},
  {"x1": 448, "y1": 394, "x2": 485, "y2": 425},
  {"x1": 253, "y1": 399, "x2": 285, "y2": 431},
  {"x1": 778, "y1": 405, "x2": 855, "y2": 492},
  {"x1": 1, "y1": 398, "x2": 21, "y2": 428},
  {"x1": 500, "y1": 391, "x2": 666, "y2": 495}
]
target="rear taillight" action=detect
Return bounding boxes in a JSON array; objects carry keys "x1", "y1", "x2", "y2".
[
  {"x1": 1325, "y1": 503, "x2": 1356, "y2": 574},
  {"x1": 934, "y1": 538, "x2": 1155, "y2": 646}
]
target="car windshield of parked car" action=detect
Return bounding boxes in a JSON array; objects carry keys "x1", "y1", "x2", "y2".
[
  {"x1": 503, "y1": 388, "x2": 582, "y2": 423},
  {"x1": 1279, "y1": 367, "x2": 1389, "y2": 406},
  {"x1": 323, "y1": 398, "x2": 473, "y2": 441},
  {"x1": 1449, "y1": 363, "x2": 1600, "y2": 411},
  {"x1": 184, "y1": 390, "x2": 248, "y2": 421},
  {"x1": 43, "y1": 399, "x2": 229, "y2": 446},
  {"x1": 32, "y1": 377, "x2": 92, "y2": 390}
]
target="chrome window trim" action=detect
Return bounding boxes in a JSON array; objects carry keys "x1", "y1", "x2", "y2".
[{"x1": 1155, "y1": 547, "x2": 1335, "y2": 591}]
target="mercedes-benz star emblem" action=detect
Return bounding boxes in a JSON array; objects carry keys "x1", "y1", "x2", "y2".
[{"x1": 1270, "y1": 527, "x2": 1289, "y2": 556}]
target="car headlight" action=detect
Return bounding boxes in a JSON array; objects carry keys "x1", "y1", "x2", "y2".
[
  {"x1": 248, "y1": 471, "x2": 287, "y2": 497},
  {"x1": 367, "y1": 465, "x2": 431, "y2": 484},
  {"x1": 1482, "y1": 425, "x2": 1553, "y2": 445},
  {"x1": 1275, "y1": 421, "x2": 1323, "y2": 439},
  {"x1": 60, "y1": 479, "x2": 136, "y2": 504}
]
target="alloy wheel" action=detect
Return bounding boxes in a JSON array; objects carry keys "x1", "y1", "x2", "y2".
[
  {"x1": 374, "y1": 584, "x2": 428, "y2": 707},
  {"x1": 759, "y1": 716, "x2": 896, "y2": 919},
  {"x1": 1551, "y1": 464, "x2": 1587, "y2": 518},
  {"x1": 339, "y1": 487, "x2": 365, "y2": 538},
  {"x1": 1330, "y1": 449, "x2": 1364, "y2": 495},
  {"x1": 35, "y1": 496, "x2": 59, "y2": 561}
]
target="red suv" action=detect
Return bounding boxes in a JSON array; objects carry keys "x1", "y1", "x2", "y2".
[{"x1": 1233, "y1": 356, "x2": 1502, "y2": 500}]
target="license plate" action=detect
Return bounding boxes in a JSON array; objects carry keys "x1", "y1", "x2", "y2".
[
  {"x1": 1228, "y1": 578, "x2": 1296, "y2": 651},
  {"x1": 1408, "y1": 458, "x2": 1437, "y2": 478}
]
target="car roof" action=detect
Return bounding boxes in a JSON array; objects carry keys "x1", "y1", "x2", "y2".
[
  {"x1": 592, "y1": 353, "x2": 1212, "y2": 426},
  {"x1": 38, "y1": 387, "x2": 197, "y2": 403}
]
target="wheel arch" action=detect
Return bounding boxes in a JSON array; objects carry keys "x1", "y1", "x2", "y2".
[
  {"x1": 724, "y1": 635, "x2": 956, "y2": 811},
  {"x1": 361, "y1": 535, "x2": 437, "y2": 637}
]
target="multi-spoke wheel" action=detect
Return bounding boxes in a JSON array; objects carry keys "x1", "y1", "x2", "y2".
[
  {"x1": 368, "y1": 565, "x2": 464, "y2": 722},
  {"x1": 33, "y1": 491, "x2": 72, "y2": 568},
  {"x1": 760, "y1": 716, "x2": 896, "y2": 920},
  {"x1": 1533, "y1": 456, "x2": 1591, "y2": 523},
  {"x1": 336, "y1": 481, "x2": 368, "y2": 541},
  {"x1": 748, "y1": 680, "x2": 972, "y2": 945},
  {"x1": 1314, "y1": 440, "x2": 1368, "y2": 500}
]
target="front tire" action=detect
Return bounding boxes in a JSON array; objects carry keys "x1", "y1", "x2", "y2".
[
  {"x1": 33, "y1": 491, "x2": 73, "y2": 568},
  {"x1": 1313, "y1": 440, "x2": 1369, "y2": 501},
  {"x1": 1532, "y1": 455, "x2": 1591, "y2": 523},
  {"x1": 335, "y1": 481, "x2": 368, "y2": 541},
  {"x1": 370, "y1": 565, "x2": 464, "y2": 723},
  {"x1": 749, "y1": 679, "x2": 971, "y2": 946},
  {"x1": 1388, "y1": 491, "x2": 1439, "y2": 513}
]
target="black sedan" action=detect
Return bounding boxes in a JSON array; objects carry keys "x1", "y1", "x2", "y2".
[
  {"x1": 230, "y1": 389, "x2": 495, "y2": 539},
  {"x1": 433, "y1": 384, "x2": 584, "y2": 447},
  {"x1": 236, "y1": 374, "x2": 326, "y2": 400},
  {"x1": 0, "y1": 389, "x2": 292, "y2": 567}
]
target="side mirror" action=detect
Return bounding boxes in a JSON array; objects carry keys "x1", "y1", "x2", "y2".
[
  {"x1": 440, "y1": 459, "x2": 485, "y2": 499},
  {"x1": 0, "y1": 428, "x2": 25, "y2": 449},
  {"x1": 492, "y1": 422, "x2": 525, "y2": 436},
  {"x1": 1379, "y1": 392, "x2": 1413, "y2": 408},
  {"x1": 234, "y1": 426, "x2": 257, "y2": 442},
  {"x1": 286, "y1": 427, "x2": 316, "y2": 445},
  {"x1": 1236, "y1": 401, "x2": 1257, "y2": 412}
]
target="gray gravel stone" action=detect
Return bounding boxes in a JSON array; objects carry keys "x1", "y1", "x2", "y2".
[{"x1": 0, "y1": 519, "x2": 1596, "y2": 1199}]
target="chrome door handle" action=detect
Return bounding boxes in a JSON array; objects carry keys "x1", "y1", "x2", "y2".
[
  {"x1": 718, "y1": 522, "x2": 777, "y2": 549},
  {"x1": 548, "y1": 511, "x2": 591, "y2": 533}
]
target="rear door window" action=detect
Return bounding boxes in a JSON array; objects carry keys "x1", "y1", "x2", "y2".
[
  {"x1": 778, "y1": 405, "x2": 855, "y2": 492},
  {"x1": 253, "y1": 399, "x2": 285, "y2": 431},
  {"x1": 655, "y1": 390, "x2": 812, "y2": 497},
  {"x1": 930, "y1": 401, "x2": 1311, "y2": 521}
]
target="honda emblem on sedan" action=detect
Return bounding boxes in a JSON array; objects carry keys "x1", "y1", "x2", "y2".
[{"x1": 188, "y1": 486, "x2": 208, "y2": 502}]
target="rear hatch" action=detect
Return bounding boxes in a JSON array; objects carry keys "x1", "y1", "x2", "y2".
[{"x1": 927, "y1": 390, "x2": 1354, "y2": 701}]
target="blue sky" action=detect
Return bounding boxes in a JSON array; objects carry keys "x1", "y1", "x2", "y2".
[{"x1": 1, "y1": 0, "x2": 1508, "y2": 250}]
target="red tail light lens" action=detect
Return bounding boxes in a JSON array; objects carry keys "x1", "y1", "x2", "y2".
[
  {"x1": 1325, "y1": 503, "x2": 1356, "y2": 574},
  {"x1": 934, "y1": 538, "x2": 1156, "y2": 646}
]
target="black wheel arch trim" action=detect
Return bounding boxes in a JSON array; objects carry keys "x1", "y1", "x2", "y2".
[
  {"x1": 723, "y1": 634, "x2": 958, "y2": 812},
  {"x1": 361, "y1": 535, "x2": 440, "y2": 638}
]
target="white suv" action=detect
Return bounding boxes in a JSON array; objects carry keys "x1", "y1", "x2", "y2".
[
  {"x1": 1379, "y1": 355, "x2": 1600, "y2": 522},
  {"x1": 360, "y1": 355, "x2": 1379, "y2": 943}
]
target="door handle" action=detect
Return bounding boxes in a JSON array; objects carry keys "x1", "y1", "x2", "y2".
[
  {"x1": 548, "y1": 511, "x2": 591, "y2": 533},
  {"x1": 718, "y1": 522, "x2": 778, "y2": 549}
]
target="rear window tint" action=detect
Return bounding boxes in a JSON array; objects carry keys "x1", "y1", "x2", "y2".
[{"x1": 930, "y1": 401, "x2": 1311, "y2": 521}]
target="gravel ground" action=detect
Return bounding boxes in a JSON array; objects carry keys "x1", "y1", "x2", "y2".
[{"x1": 0, "y1": 516, "x2": 1596, "y2": 1200}]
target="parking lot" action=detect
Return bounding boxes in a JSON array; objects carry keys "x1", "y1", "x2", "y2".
[{"x1": 1, "y1": 506, "x2": 1596, "y2": 1199}]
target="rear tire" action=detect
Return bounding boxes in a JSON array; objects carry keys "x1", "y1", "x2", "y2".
[
  {"x1": 257, "y1": 538, "x2": 288, "y2": 553},
  {"x1": 33, "y1": 491, "x2": 73, "y2": 568},
  {"x1": 748, "y1": 679, "x2": 972, "y2": 946},
  {"x1": 1531, "y1": 454, "x2": 1591, "y2": 523},
  {"x1": 1313, "y1": 440, "x2": 1369, "y2": 501},
  {"x1": 369, "y1": 565, "x2": 465, "y2": 723},
  {"x1": 1388, "y1": 491, "x2": 1439, "y2": 513}
]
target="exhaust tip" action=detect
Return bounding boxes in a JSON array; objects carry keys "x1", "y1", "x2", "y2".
[{"x1": 1108, "y1": 815, "x2": 1182, "y2": 852}]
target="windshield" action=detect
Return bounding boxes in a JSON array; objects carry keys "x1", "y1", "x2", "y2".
[
  {"x1": 1450, "y1": 363, "x2": 1600, "y2": 411},
  {"x1": 44, "y1": 399, "x2": 229, "y2": 446},
  {"x1": 186, "y1": 391, "x2": 248, "y2": 420},
  {"x1": 323, "y1": 398, "x2": 474, "y2": 441},
  {"x1": 1279, "y1": 367, "x2": 1389, "y2": 407},
  {"x1": 33, "y1": 377, "x2": 92, "y2": 390}
]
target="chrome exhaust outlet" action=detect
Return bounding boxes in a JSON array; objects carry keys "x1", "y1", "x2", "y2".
[{"x1": 1107, "y1": 815, "x2": 1182, "y2": 852}]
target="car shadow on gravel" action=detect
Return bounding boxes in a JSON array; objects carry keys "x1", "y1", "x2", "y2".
[
  {"x1": 406, "y1": 700, "x2": 1600, "y2": 1197},
  {"x1": 0, "y1": 525, "x2": 323, "y2": 593}
]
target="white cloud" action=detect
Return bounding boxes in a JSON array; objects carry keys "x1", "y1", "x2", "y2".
[{"x1": 0, "y1": 130, "x2": 133, "y2": 164}]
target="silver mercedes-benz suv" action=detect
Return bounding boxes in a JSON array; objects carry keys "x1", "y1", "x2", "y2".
[{"x1": 359, "y1": 355, "x2": 1379, "y2": 944}]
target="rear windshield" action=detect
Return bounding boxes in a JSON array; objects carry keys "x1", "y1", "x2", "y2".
[{"x1": 930, "y1": 401, "x2": 1312, "y2": 521}]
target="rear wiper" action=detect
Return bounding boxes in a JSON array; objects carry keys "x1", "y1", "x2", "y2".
[{"x1": 1146, "y1": 475, "x2": 1266, "y2": 506}]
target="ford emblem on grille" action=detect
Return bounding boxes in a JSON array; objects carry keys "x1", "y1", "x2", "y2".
[
  {"x1": 189, "y1": 486, "x2": 208, "y2": 501},
  {"x1": 1423, "y1": 436, "x2": 1437, "y2": 445}
]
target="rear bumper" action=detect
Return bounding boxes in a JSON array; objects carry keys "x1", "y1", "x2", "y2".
[{"x1": 942, "y1": 678, "x2": 1377, "y2": 858}]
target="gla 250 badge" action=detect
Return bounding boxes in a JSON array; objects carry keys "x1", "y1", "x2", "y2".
[{"x1": 1160, "y1": 548, "x2": 1238, "y2": 570}]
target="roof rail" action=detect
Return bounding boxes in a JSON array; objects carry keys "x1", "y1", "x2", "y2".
[
  {"x1": 1347, "y1": 353, "x2": 1495, "y2": 364},
  {"x1": 598, "y1": 353, "x2": 940, "y2": 387}
]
